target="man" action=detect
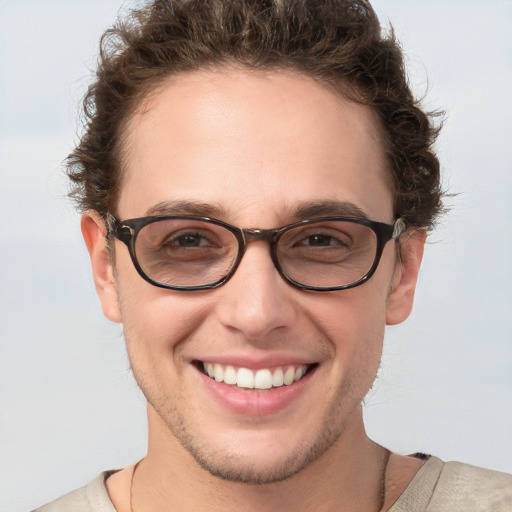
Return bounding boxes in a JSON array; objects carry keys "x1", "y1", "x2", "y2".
[{"x1": 34, "y1": 0, "x2": 512, "y2": 510}]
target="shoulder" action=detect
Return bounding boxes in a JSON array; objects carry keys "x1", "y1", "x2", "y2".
[
  {"x1": 390, "y1": 456, "x2": 512, "y2": 512},
  {"x1": 430, "y1": 459, "x2": 512, "y2": 511},
  {"x1": 32, "y1": 472, "x2": 117, "y2": 512}
]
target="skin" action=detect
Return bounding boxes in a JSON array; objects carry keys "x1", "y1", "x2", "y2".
[{"x1": 82, "y1": 68, "x2": 426, "y2": 511}]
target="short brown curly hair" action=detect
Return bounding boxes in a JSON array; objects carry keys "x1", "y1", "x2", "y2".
[{"x1": 67, "y1": 0, "x2": 444, "y2": 229}]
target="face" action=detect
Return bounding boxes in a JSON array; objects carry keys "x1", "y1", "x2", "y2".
[{"x1": 83, "y1": 68, "x2": 424, "y2": 484}]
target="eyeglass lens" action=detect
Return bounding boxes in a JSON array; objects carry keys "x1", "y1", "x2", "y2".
[{"x1": 133, "y1": 218, "x2": 379, "y2": 289}]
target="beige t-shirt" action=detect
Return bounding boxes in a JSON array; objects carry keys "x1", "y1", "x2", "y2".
[{"x1": 33, "y1": 456, "x2": 512, "y2": 512}]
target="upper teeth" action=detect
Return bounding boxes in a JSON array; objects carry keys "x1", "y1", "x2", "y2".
[{"x1": 203, "y1": 362, "x2": 308, "y2": 390}]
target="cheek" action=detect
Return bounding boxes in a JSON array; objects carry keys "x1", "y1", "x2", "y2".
[
  {"x1": 121, "y1": 294, "x2": 210, "y2": 351},
  {"x1": 114, "y1": 247, "x2": 203, "y2": 341},
  {"x1": 118, "y1": 290, "x2": 215, "y2": 406},
  {"x1": 308, "y1": 282, "x2": 389, "y2": 369},
  {"x1": 114, "y1": 256, "x2": 212, "y2": 372}
]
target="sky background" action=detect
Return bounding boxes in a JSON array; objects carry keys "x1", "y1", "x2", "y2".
[{"x1": 1, "y1": 1, "x2": 511, "y2": 510}]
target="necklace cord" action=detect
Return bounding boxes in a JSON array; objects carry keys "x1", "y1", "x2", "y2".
[
  {"x1": 378, "y1": 448, "x2": 391, "y2": 512},
  {"x1": 130, "y1": 459, "x2": 143, "y2": 512}
]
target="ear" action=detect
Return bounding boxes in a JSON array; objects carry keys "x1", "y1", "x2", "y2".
[
  {"x1": 81, "y1": 211, "x2": 122, "y2": 323},
  {"x1": 386, "y1": 229, "x2": 426, "y2": 325}
]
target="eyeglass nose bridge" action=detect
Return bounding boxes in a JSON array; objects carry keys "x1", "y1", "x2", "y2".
[
  {"x1": 234, "y1": 227, "x2": 284, "y2": 277},
  {"x1": 237, "y1": 227, "x2": 283, "y2": 260},
  {"x1": 240, "y1": 227, "x2": 280, "y2": 244}
]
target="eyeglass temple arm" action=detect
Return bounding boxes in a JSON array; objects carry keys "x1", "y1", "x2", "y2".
[
  {"x1": 105, "y1": 213, "x2": 134, "y2": 244},
  {"x1": 392, "y1": 218, "x2": 407, "y2": 239}
]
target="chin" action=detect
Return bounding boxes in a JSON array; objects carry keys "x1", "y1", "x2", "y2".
[
  {"x1": 166, "y1": 414, "x2": 344, "y2": 485},
  {"x1": 185, "y1": 445, "x2": 324, "y2": 485}
]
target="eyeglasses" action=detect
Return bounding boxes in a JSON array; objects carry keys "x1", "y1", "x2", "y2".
[{"x1": 107, "y1": 214, "x2": 406, "y2": 292}]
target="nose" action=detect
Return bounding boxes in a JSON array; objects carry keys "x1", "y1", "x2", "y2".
[{"x1": 215, "y1": 241, "x2": 298, "y2": 340}]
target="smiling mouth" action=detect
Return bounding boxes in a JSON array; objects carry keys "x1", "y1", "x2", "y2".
[{"x1": 199, "y1": 362, "x2": 317, "y2": 390}]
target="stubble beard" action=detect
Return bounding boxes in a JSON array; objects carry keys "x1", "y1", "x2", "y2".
[
  {"x1": 122, "y1": 314, "x2": 382, "y2": 485},
  {"x1": 159, "y1": 403, "x2": 345, "y2": 485},
  {"x1": 136, "y1": 371, "x2": 368, "y2": 486}
]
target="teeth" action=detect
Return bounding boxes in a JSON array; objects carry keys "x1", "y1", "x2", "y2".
[
  {"x1": 237, "y1": 368, "x2": 255, "y2": 389},
  {"x1": 254, "y1": 369, "x2": 272, "y2": 389},
  {"x1": 272, "y1": 367, "x2": 284, "y2": 387},
  {"x1": 202, "y1": 362, "x2": 309, "y2": 389},
  {"x1": 283, "y1": 366, "x2": 295, "y2": 385},
  {"x1": 224, "y1": 365, "x2": 237, "y2": 385},
  {"x1": 294, "y1": 366, "x2": 305, "y2": 381},
  {"x1": 213, "y1": 363, "x2": 223, "y2": 382}
]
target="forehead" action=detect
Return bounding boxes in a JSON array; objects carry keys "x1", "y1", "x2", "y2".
[{"x1": 119, "y1": 68, "x2": 393, "y2": 223}]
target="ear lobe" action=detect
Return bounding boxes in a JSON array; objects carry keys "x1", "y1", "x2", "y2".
[
  {"x1": 386, "y1": 229, "x2": 426, "y2": 326},
  {"x1": 81, "y1": 211, "x2": 122, "y2": 323}
]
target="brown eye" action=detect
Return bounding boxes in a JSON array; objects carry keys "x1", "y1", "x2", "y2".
[
  {"x1": 169, "y1": 233, "x2": 211, "y2": 248},
  {"x1": 300, "y1": 233, "x2": 347, "y2": 247}
]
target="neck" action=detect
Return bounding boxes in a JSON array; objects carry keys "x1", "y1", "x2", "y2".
[{"x1": 129, "y1": 405, "x2": 389, "y2": 512}]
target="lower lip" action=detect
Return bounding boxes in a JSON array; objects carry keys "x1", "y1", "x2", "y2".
[{"x1": 198, "y1": 367, "x2": 316, "y2": 416}]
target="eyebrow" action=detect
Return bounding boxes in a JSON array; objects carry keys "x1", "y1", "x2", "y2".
[
  {"x1": 146, "y1": 200, "x2": 229, "y2": 218},
  {"x1": 144, "y1": 199, "x2": 368, "y2": 222},
  {"x1": 291, "y1": 200, "x2": 368, "y2": 220}
]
